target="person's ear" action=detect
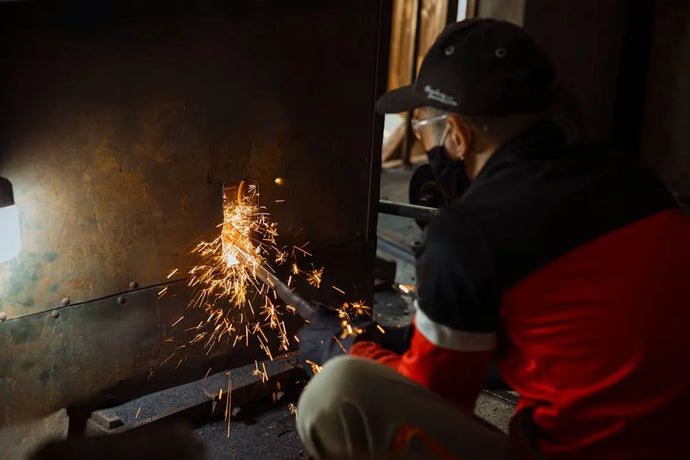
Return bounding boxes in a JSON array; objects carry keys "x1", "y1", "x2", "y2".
[{"x1": 447, "y1": 114, "x2": 472, "y2": 160}]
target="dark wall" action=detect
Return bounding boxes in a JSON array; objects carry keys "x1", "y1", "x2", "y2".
[
  {"x1": 477, "y1": 0, "x2": 631, "y2": 145},
  {"x1": 641, "y1": 0, "x2": 690, "y2": 206},
  {"x1": 523, "y1": 0, "x2": 629, "y2": 144}
]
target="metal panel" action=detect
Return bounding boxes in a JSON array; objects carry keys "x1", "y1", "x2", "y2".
[
  {"x1": 0, "y1": 0, "x2": 384, "y2": 318},
  {"x1": 0, "y1": 281, "x2": 303, "y2": 427},
  {"x1": 0, "y1": 0, "x2": 390, "y2": 427}
]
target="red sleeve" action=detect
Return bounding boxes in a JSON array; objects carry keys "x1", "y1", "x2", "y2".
[
  {"x1": 350, "y1": 340, "x2": 401, "y2": 368},
  {"x1": 350, "y1": 323, "x2": 493, "y2": 410}
]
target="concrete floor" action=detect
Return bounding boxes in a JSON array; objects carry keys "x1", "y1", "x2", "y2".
[{"x1": 194, "y1": 387, "x2": 307, "y2": 460}]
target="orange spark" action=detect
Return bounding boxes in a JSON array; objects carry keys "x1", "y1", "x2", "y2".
[
  {"x1": 307, "y1": 267, "x2": 324, "y2": 288},
  {"x1": 398, "y1": 284, "x2": 415, "y2": 294},
  {"x1": 293, "y1": 243, "x2": 312, "y2": 257},
  {"x1": 226, "y1": 371, "x2": 232, "y2": 437},
  {"x1": 174, "y1": 181, "x2": 299, "y2": 358},
  {"x1": 305, "y1": 359, "x2": 323, "y2": 374}
]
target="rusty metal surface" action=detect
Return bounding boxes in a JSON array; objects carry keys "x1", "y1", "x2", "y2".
[
  {"x1": 0, "y1": 0, "x2": 385, "y2": 319},
  {"x1": 0, "y1": 281, "x2": 301, "y2": 428},
  {"x1": 0, "y1": 0, "x2": 390, "y2": 427},
  {"x1": 0, "y1": 261, "x2": 354, "y2": 430}
]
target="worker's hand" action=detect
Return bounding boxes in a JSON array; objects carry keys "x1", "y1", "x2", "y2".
[
  {"x1": 297, "y1": 303, "x2": 373, "y2": 375},
  {"x1": 359, "y1": 323, "x2": 414, "y2": 355}
]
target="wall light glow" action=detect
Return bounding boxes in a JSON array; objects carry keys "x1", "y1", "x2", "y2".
[{"x1": 0, "y1": 204, "x2": 21, "y2": 263}]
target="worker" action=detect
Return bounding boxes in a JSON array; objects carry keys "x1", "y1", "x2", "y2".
[{"x1": 296, "y1": 18, "x2": 690, "y2": 459}]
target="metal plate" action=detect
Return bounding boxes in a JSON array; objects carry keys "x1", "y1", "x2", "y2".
[
  {"x1": 0, "y1": 0, "x2": 390, "y2": 427},
  {"x1": 0, "y1": 280, "x2": 302, "y2": 427},
  {"x1": 0, "y1": 0, "x2": 386, "y2": 319}
]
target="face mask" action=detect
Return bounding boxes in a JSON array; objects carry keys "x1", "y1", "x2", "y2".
[{"x1": 425, "y1": 145, "x2": 469, "y2": 204}]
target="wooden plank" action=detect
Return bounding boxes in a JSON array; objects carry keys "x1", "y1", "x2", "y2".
[{"x1": 382, "y1": 121, "x2": 407, "y2": 162}]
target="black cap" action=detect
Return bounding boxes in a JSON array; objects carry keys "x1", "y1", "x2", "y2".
[{"x1": 376, "y1": 19, "x2": 555, "y2": 116}]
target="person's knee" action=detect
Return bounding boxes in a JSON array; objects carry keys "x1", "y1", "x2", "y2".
[
  {"x1": 299, "y1": 356, "x2": 380, "y2": 409},
  {"x1": 296, "y1": 356, "x2": 385, "y2": 458},
  {"x1": 298, "y1": 356, "x2": 370, "y2": 418}
]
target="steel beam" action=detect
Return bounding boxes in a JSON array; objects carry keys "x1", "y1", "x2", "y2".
[{"x1": 378, "y1": 200, "x2": 440, "y2": 222}]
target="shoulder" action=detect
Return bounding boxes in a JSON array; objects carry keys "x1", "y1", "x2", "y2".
[
  {"x1": 424, "y1": 203, "x2": 480, "y2": 242},
  {"x1": 421, "y1": 203, "x2": 492, "y2": 272},
  {"x1": 415, "y1": 203, "x2": 499, "y2": 332}
]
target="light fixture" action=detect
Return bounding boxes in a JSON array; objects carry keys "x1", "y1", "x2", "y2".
[{"x1": 0, "y1": 177, "x2": 21, "y2": 263}]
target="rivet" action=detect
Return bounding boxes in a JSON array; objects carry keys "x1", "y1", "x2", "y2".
[
  {"x1": 61, "y1": 297, "x2": 70, "y2": 306},
  {"x1": 495, "y1": 47, "x2": 507, "y2": 58},
  {"x1": 0, "y1": 312, "x2": 7, "y2": 321},
  {"x1": 117, "y1": 296, "x2": 127, "y2": 305},
  {"x1": 129, "y1": 281, "x2": 138, "y2": 290},
  {"x1": 51, "y1": 310, "x2": 59, "y2": 318}
]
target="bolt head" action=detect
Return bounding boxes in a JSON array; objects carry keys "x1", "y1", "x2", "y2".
[
  {"x1": 0, "y1": 312, "x2": 7, "y2": 321},
  {"x1": 117, "y1": 296, "x2": 127, "y2": 305},
  {"x1": 129, "y1": 281, "x2": 138, "y2": 289},
  {"x1": 51, "y1": 310, "x2": 59, "y2": 318},
  {"x1": 61, "y1": 297, "x2": 70, "y2": 306}
]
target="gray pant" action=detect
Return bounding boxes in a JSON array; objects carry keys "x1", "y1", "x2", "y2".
[{"x1": 296, "y1": 356, "x2": 521, "y2": 459}]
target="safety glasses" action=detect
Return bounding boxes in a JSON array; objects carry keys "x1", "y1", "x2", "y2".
[{"x1": 410, "y1": 113, "x2": 449, "y2": 149}]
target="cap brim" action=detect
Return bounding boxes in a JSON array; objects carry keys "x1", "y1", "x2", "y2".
[{"x1": 375, "y1": 85, "x2": 424, "y2": 114}]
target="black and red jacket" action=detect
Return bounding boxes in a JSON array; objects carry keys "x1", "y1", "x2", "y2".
[{"x1": 352, "y1": 123, "x2": 690, "y2": 459}]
